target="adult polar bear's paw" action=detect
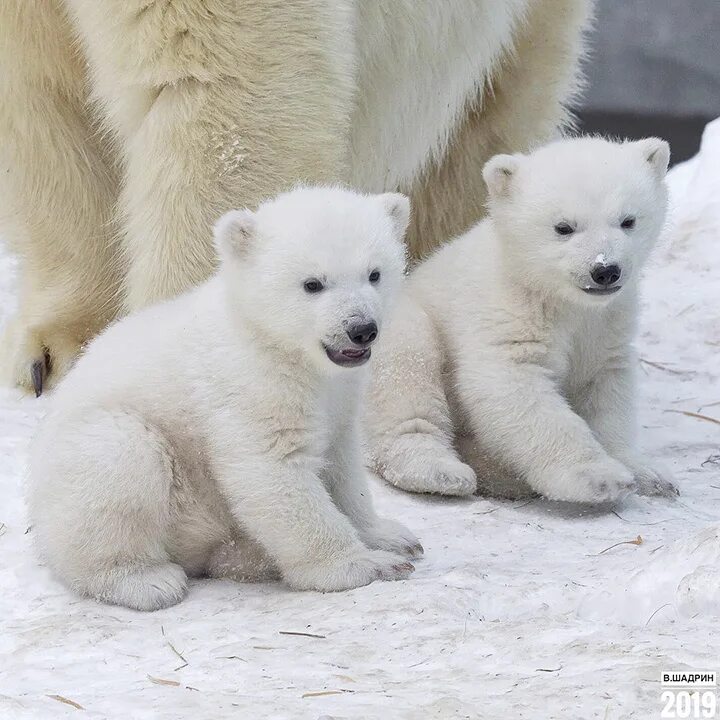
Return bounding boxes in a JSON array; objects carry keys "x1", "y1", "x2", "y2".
[
  {"x1": 377, "y1": 434, "x2": 477, "y2": 496},
  {"x1": 359, "y1": 517, "x2": 424, "y2": 559},
  {"x1": 0, "y1": 318, "x2": 82, "y2": 397},
  {"x1": 538, "y1": 457, "x2": 635, "y2": 504},
  {"x1": 283, "y1": 549, "x2": 414, "y2": 592}
]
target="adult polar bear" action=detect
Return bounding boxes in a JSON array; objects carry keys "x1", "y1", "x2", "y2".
[{"x1": 0, "y1": 0, "x2": 591, "y2": 393}]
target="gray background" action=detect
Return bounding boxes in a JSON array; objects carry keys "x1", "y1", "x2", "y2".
[{"x1": 579, "y1": 0, "x2": 720, "y2": 162}]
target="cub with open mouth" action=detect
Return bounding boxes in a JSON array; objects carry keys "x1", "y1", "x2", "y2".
[
  {"x1": 28, "y1": 186, "x2": 421, "y2": 611},
  {"x1": 323, "y1": 317, "x2": 377, "y2": 367}
]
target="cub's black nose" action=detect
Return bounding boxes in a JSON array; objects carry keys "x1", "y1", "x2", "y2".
[
  {"x1": 590, "y1": 263, "x2": 621, "y2": 287},
  {"x1": 347, "y1": 321, "x2": 378, "y2": 347}
]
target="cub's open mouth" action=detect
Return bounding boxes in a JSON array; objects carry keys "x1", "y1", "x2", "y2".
[
  {"x1": 324, "y1": 345, "x2": 372, "y2": 367},
  {"x1": 582, "y1": 286, "x2": 622, "y2": 296}
]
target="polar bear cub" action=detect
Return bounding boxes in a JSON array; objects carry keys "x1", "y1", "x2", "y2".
[
  {"x1": 28, "y1": 186, "x2": 422, "y2": 611},
  {"x1": 368, "y1": 137, "x2": 678, "y2": 503}
]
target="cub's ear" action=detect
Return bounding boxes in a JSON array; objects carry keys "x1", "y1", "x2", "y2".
[
  {"x1": 483, "y1": 154, "x2": 521, "y2": 198},
  {"x1": 214, "y1": 209, "x2": 256, "y2": 259},
  {"x1": 379, "y1": 192, "x2": 411, "y2": 239},
  {"x1": 635, "y1": 137, "x2": 670, "y2": 177}
]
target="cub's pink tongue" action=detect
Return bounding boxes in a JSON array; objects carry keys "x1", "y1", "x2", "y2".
[{"x1": 342, "y1": 348, "x2": 366, "y2": 358}]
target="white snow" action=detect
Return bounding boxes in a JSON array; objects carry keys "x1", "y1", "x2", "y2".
[{"x1": 2, "y1": 123, "x2": 720, "y2": 719}]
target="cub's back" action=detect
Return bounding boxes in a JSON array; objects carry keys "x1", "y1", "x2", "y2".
[
  {"x1": 407, "y1": 219, "x2": 505, "y2": 341},
  {"x1": 48, "y1": 279, "x2": 236, "y2": 417}
]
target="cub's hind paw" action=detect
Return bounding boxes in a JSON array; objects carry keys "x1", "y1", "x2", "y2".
[
  {"x1": 284, "y1": 548, "x2": 414, "y2": 592},
  {"x1": 378, "y1": 435, "x2": 477, "y2": 496},
  {"x1": 85, "y1": 563, "x2": 188, "y2": 611}
]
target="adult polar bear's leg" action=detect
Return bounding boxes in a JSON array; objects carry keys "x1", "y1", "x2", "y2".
[
  {"x1": 405, "y1": 0, "x2": 593, "y2": 257},
  {"x1": 65, "y1": 0, "x2": 357, "y2": 310},
  {"x1": 0, "y1": 0, "x2": 121, "y2": 394}
]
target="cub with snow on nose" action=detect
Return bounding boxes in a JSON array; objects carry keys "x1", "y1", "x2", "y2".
[
  {"x1": 28, "y1": 186, "x2": 421, "y2": 611},
  {"x1": 367, "y1": 137, "x2": 678, "y2": 502}
]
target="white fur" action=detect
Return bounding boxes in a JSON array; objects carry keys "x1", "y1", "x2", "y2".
[
  {"x1": 28, "y1": 187, "x2": 421, "y2": 611},
  {"x1": 0, "y1": 0, "x2": 591, "y2": 393},
  {"x1": 350, "y1": 0, "x2": 529, "y2": 191},
  {"x1": 368, "y1": 137, "x2": 678, "y2": 503}
]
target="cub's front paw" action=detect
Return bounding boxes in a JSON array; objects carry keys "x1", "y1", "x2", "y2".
[
  {"x1": 359, "y1": 518, "x2": 424, "y2": 559},
  {"x1": 543, "y1": 457, "x2": 635, "y2": 503},
  {"x1": 627, "y1": 461, "x2": 678, "y2": 498},
  {"x1": 283, "y1": 548, "x2": 414, "y2": 592}
]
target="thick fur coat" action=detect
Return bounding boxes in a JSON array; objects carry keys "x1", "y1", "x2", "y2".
[
  {"x1": 367, "y1": 138, "x2": 679, "y2": 503},
  {"x1": 28, "y1": 187, "x2": 421, "y2": 611}
]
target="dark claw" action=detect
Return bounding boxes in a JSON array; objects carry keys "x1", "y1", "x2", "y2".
[
  {"x1": 666, "y1": 482, "x2": 680, "y2": 498},
  {"x1": 31, "y1": 358, "x2": 45, "y2": 397},
  {"x1": 404, "y1": 543, "x2": 424, "y2": 558}
]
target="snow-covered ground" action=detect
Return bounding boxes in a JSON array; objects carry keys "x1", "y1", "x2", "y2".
[{"x1": 2, "y1": 124, "x2": 719, "y2": 720}]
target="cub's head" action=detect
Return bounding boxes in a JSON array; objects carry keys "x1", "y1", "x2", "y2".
[
  {"x1": 214, "y1": 186, "x2": 408, "y2": 372},
  {"x1": 483, "y1": 137, "x2": 670, "y2": 305}
]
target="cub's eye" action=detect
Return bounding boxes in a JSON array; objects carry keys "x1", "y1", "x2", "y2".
[
  {"x1": 303, "y1": 278, "x2": 324, "y2": 294},
  {"x1": 554, "y1": 222, "x2": 575, "y2": 237},
  {"x1": 621, "y1": 216, "x2": 636, "y2": 230},
  {"x1": 369, "y1": 269, "x2": 381, "y2": 284}
]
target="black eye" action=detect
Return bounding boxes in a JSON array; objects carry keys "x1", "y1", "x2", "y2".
[
  {"x1": 369, "y1": 269, "x2": 381, "y2": 284},
  {"x1": 621, "y1": 216, "x2": 636, "y2": 230},
  {"x1": 554, "y1": 222, "x2": 575, "y2": 237},
  {"x1": 303, "y1": 278, "x2": 324, "y2": 294}
]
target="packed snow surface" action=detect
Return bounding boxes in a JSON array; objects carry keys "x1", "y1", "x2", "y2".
[{"x1": 1, "y1": 122, "x2": 719, "y2": 719}]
